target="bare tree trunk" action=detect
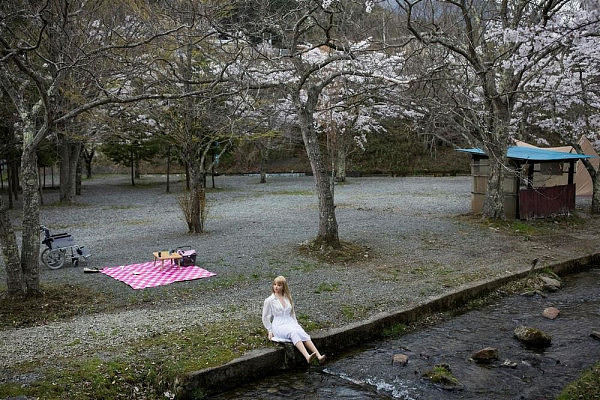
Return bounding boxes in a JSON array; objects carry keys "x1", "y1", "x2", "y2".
[
  {"x1": 187, "y1": 161, "x2": 206, "y2": 234},
  {"x1": 482, "y1": 143, "x2": 509, "y2": 219},
  {"x1": 11, "y1": 162, "x2": 19, "y2": 201},
  {"x1": 166, "y1": 145, "x2": 171, "y2": 193},
  {"x1": 481, "y1": 103, "x2": 511, "y2": 219},
  {"x1": 259, "y1": 146, "x2": 267, "y2": 184},
  {"x1": 82, "y1": 147, "x2": 94, "y2": 179},
  {"x1": 130, "y1": 150, "x2": 135, "y2": 186},
  {"x1": 75, "y1": 153, "x2": 82, "y2": 196},
  {"x1": 59, "y1": 139, "x2": 82, "y2": 203},
  {"x1": 185, "y1": 163, "x2": 190, "y2": 190},
  {"x1": 134, "y1": 158, "x2": 141, "y2": 180},
  {"x1": 0, "y1": 195, "x2": 24, "y2": 296},
  {"x1": 297, "y1": 94, "x2": 340, "y2": 248},
  {"x1": 334, "y1": 147, "x2": 347, "y2": 183},
  {"x1": 20, "y1": 146, "x2": 41, "y2": 296},
  {"x1": 6, "y1": 161, "x2": 14, "y2": 209}
]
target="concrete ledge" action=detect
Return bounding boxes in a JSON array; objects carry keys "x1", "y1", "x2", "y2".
[{"x1": 173, "y1": 253, "x2": 600, "y2": 399}]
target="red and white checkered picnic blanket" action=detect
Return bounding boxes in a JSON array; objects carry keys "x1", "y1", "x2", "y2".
[{"x1": 101, "y1": 261, "x2": 216, "y2": 290}]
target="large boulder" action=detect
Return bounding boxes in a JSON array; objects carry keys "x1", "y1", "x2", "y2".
[{"x1": 514, "y1": 326, "x2": 552, "y2": 348}]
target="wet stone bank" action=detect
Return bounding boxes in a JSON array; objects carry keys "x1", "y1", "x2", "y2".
[{"x1": 191, "y1": 266, "x2": 600, "y2": 399}]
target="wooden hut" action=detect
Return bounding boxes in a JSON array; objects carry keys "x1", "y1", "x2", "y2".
[{"x1": 458, "y1": 146, "x2": 594, "y2": 219}]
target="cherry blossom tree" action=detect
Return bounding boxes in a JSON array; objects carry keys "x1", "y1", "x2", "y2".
[
  {"x1": 394, "y1": 0, "x2": 596, "y2": 219},
  {"x1": 227, "y1": 0, "x2": 409, "y2": 248},
  {"x1": 515, "y1": 3, "x2": 600, "y2": 212}
]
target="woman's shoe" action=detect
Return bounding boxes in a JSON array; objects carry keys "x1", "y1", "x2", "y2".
[
  {"x1": 307, "y1": 353, "x2": 317, "y2": 363},
  {"x1": 317, "y1": 355, "x2": 326, "y2": 364}
]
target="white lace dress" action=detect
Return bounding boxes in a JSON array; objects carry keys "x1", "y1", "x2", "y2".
[{"x1": 262, "y1": 294, "x2": 310, "y2": 344}]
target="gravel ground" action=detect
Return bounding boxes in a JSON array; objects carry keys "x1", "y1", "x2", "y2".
[{"x1": 1, "y1": 173, "x2": 599, "y2": 372}]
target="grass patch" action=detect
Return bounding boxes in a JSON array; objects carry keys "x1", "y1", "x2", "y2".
[
  {"x1": 314, "y1": 282, "x2": 339, "y2": 294},
  {"x1": 291, "y1": 259, "x2": 322, "y2": 273},
  {"x1": 465, "y1": 213, "x2": 588, "y2": 238},
  {"x1": 339, "y1": 304, "x2": 369, "y2": 321},
  {"x1": 0, "y1": 319, "x2": 267, "y2": 400},
  {"x1": 0, "y1": 284, "x2": 111, "y2": 329},
  {"x1": 296, "y1": 313, "x2": 321, "y2": 332},
  {"x1": 382, "y1": 323, "x2": 409, "y2": 338},
  {"x1": 422, "y1": 364, "x2": 461, "y2": 387},
  {"x1": 557, "y1": 361, "x2": 600, "y2": 400}
]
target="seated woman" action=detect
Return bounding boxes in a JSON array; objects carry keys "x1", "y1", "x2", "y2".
[{"x1": 262, "y1": 275, "x2": 326, "y2": 364}]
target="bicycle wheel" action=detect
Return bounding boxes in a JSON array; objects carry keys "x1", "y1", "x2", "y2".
[{"x1": 41, "y1": 248, "x2": 66, "y2": 270}]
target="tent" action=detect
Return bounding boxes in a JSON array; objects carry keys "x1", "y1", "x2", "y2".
[{"x1": 515, "y1": 136, "x2": 599, "y2": 196}]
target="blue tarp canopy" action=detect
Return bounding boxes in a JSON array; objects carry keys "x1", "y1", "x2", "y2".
[{"x1": 457, "y1": 146, "x2": 594, "y2": 161}]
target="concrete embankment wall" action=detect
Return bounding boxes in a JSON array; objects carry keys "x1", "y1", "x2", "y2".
[{"x1": 173, "y1": 253, "x2": 600, "y2": 399}]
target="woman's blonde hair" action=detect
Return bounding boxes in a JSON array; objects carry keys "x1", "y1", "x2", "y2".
[{"x1": 272, "y1": 275, "x2": 294, "y2": 310}]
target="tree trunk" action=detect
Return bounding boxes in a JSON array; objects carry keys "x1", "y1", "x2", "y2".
[
  {"x1": 259, "y1": 146, "x2": 267, "y2": 184},
  {"x1": 166, "y1": 145, "x2": 171, "y2": 193},
  {"x1": 0, "y1": 195, "x2": 24, "y2": 296},
  {"x1": 185, "y1": 163, "x2": 190, "y2": 190},
  {"x1": 59, "y1": 139, "x2": 82, "y2": 203},
  {"x1": 187, "y1": 161, "x2": 206, "y2": 234},
  {"x1": 75, "y1": 153, "x2": 82, "y2": 196},
  {"x1": 480, "y1": 98, "x2": 512, "y2": 219},
  {"x1": 83, "y1": 147, "x2": 94, "y2": 179},
  {"x1": 482, "y1": 148, "x2": 508, "y2": 219},
  {"x1": 12, "y1": 162, "x2": 19, "y2": 201},
  {"x1": 130, "y1": 150, "x2": 135, "y2": 186},
  {"x1": 297, "y1": 91, "x2": 340, "y2": 248},
  {"x1": 334, "y1": 147, "x2": 347, "y2": 183},
  {"x1": 6, "y1": 160, "x2": 14, "y2": 209},
  {"x1": 20, "y1": 146, "x2": 41, "y2": 296},
  {"x1": 134, "y1": 157, "x2": 141, "y2": 180}
]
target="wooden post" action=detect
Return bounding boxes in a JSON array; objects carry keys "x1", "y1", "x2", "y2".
[
  {"x1": 527, "y1": 163, "x2": 534, "y2": 189},
  {"x1": 568, "y1": 161, "x2": 575, "y2": 185}
]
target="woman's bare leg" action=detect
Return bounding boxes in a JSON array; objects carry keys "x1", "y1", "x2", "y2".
[
  {"x1": 304, "y1": 340, "x2": 325, "y2": 362},
  {"x1": 294, "y1": 341, "x2": 316, "y2": 363}
]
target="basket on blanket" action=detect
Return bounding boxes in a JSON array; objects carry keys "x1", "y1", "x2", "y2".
[{"x1": 176, "y1": 245, "x2": 197, "y2": 266}]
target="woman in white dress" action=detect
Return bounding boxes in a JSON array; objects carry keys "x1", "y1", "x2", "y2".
[{"x1": 262, "y1": 275, "x2": 326, "y2": 364}]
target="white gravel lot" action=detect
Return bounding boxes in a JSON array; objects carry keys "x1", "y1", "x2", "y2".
[{"x1": 1, "y1": 173, "x2": 598, "y2": 374}]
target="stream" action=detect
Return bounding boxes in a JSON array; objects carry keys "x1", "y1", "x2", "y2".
[{"x1": 211, "y1": 268, "x2": 600, "y2": 399}]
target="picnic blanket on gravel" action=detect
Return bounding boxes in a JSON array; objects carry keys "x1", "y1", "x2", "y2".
[{"x1": 101, "y1": 262, "x2": 216, "y2": 289}]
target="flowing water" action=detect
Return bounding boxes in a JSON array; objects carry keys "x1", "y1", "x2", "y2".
[{"x1": 210, "y1": 268, "x2": 600, "y2": 399}]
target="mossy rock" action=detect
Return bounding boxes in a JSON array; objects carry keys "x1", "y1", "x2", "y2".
[
  {"x1": 514, "y1": 325, "x2": 552, "y2": 348},
  {"x1": 422, "y1": 364, "x2": 463, "y2": 390}
]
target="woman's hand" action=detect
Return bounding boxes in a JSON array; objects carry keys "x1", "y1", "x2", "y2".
[{"x1": 268, "y1": 332, "x2": 273, "y2": 340}]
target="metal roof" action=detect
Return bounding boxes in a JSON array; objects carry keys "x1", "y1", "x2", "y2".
[{"x1": 457, "y1": 146, "x2": 594, "y2": 161}]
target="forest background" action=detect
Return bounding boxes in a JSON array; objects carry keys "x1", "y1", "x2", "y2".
[{"x1": 1, "y1": 0, "x2": 598, "y2": 306}]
